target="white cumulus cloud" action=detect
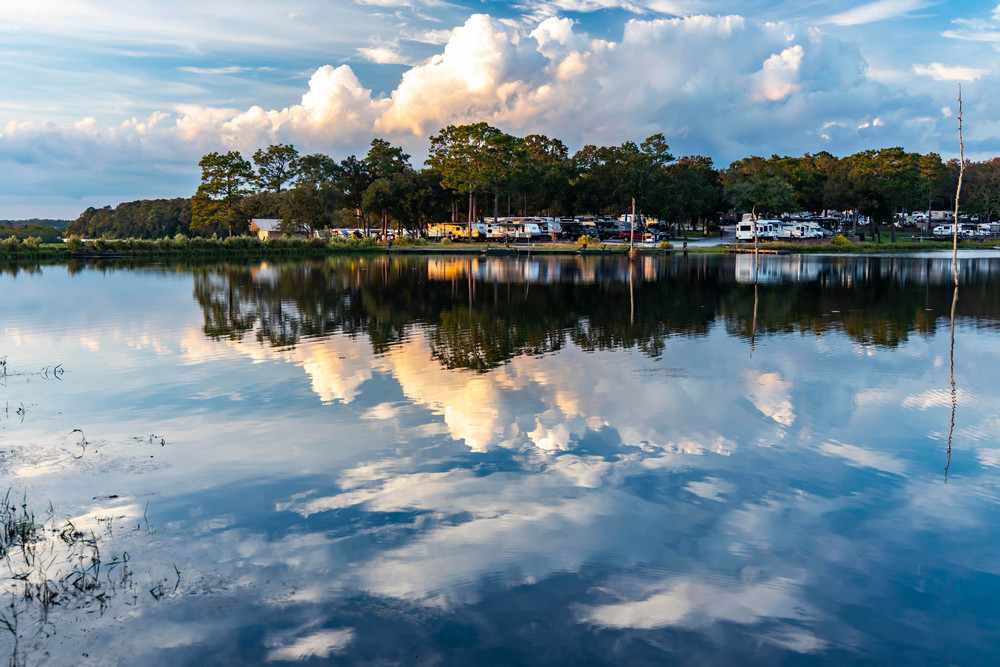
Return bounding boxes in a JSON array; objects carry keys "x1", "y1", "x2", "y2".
[
  {"x1": 913, "y1": 62, "x2": 989, "y2": 82},
  {"x1": 0, "y1": 11, "x2": 972, "y2": 216}
]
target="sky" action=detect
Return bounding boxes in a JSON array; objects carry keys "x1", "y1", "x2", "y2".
[{"x1": 2, "y1": 0, "x2": 1000, "y2": 218}]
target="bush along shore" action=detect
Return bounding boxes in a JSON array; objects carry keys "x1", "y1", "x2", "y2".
[
  {"x1": 722, "y1": 235, "x2": 998, "y2": 254},
  {"x1": 0, "y1": 234, "x2": 386, "y2": 259},
  {"x1": 0, "y1": 233, "x2": 996, "y2": 260},
  {"x1": 0, "y1": 236, "x2": 659, "y2": 259}
]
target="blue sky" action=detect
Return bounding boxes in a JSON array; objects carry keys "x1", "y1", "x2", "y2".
[{"x1": 2, "y1": 0, "x2": 999, "y2": 218}]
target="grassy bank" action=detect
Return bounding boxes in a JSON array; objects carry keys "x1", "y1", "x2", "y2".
[
  {"x1": 0, "y1": 235, "x2": 384, "y2": 259},
  {"x1": 0, "y1": 236, "x2": 659, "y2": 260},
  {"x1": 0, "y1": 235, "x2": 995, "y2": 261},
  {"x1": 709, "y1": 239, "x2": 998, "y2": 254}
]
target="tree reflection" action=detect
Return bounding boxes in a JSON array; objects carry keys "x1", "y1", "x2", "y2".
[{"x1": 188, "y1": 255, "x2": 1000, "y2": 372}]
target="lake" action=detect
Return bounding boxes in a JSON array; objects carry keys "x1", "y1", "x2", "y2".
[{"x1": 2, "y1": 252, "x2": 1000, "y2": 665}]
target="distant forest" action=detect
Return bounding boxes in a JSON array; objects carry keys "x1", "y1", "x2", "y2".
[
  {"x1": 67, "y1": 198, "x2": 192, "y2": 239},
  {"x1": 0, "y1": 219, "x2": 70, "y2": 229},
  {"x1": 0, "y1": 219, "x2": 71, "y2": 242},
  {"x1": 54, "y1": 122, "x2": 1000, "y2": 240}
]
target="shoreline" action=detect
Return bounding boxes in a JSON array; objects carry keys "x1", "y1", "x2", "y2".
[{"x1": 0, "y1": 237, "x2": 996, "y2": 261}]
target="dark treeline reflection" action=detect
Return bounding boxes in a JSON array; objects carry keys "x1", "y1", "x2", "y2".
[{"x1": 191, "y1": 254, "x2": 1000, "y2": 370}]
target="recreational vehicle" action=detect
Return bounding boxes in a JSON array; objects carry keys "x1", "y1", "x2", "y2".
[
  {"x1": 736, "y1": 218, "x2": 779, "y2": 242},
  {"x1": 427, "y1": 222, "x2": 488, "y2": 241}
]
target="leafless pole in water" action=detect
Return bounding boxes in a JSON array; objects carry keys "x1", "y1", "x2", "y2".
[
  {"x1": 952, "y1": 85, "x2": 964, "y2": 288},
  {"x1": 945, "y1": 85, "x2": 965, "y2": 479}
]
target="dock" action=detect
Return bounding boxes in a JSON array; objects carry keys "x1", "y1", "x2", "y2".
[{"x1": 726, "y1": 246, "x2": 787, "y2": 255}]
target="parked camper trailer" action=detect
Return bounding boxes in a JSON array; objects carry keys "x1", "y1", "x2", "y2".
[
  {"x1": 736, "y1": 219, "x2": 779, "y2": 242},
  {"x1": 427, "y1": 222, "x2": 488, "y2": 241}
]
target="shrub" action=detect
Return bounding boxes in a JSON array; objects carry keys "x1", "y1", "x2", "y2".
[
  {"x1": 392, "y1": 235, "x2": 427, "y2": 247},
  {"x1": 21, "y1": 236, "x2": 42, "y2": 250},
  {"x1": 577, "y1": 234, "x2": 595, "y2": 248},
  {"x1": 1, "y1": 236, "x2": 20, "y2": 253},
  {"x1": 658, "y1": 240, "x2": 673, "y2": 250},
  {"x1": 831, "y1": 233, "x2": 853, "y2": 247},
  {"x1": 65, "y1": 235, "x2": 83, "y2": 253},
  {"x1": 440, "y1": 237, "x2": 452, "y2": 245}
]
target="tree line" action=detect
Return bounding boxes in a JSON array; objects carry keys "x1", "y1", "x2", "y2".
[
  {"x1": 0, "y1": 222, "x2": 66, "y2": 243},
  {"x1": 68, "y1": 123, "x2": 1000, "y2": 239},
  {"x1": 69, "y1": 199, "x2": 192, "y2": 238}
]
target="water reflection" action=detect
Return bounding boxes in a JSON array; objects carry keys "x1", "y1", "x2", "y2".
[
  {"x1": 2, "y1": 253, "x2": 1000, "y2": 664},
  {"x1": 191, "y1": 254, "x2": 1000, "y2": 369},
  {"x1": 946, "y1": 283, "x2": 959, "y2": 480}
]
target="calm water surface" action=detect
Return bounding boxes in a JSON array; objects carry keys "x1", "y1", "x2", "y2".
[{"x1": 2, "y1": 253, "x2": 1000, "y2": 665}]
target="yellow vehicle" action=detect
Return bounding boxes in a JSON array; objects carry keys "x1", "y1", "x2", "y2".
[{"x1": 427, "y1": 222, "x2": 488, "y2": 241}]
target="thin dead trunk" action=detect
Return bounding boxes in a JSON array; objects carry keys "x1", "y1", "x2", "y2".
[{"x1": 952, "y1": 85, "x2": 965, "y2": 287}]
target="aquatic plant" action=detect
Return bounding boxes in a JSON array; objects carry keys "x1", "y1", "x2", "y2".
[
  {"x1": 0, "y1": 490, "x2": 38, "y2": 560},
  {"x1": 0, "y1": 488, "x2": 177, "y2": 665}
]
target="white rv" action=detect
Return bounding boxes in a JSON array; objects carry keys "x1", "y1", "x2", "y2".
[
  {"x1": 736, "y1": 218, "x2": 779, "y2": 242},
  {"x1": 779, "y1": 222, "x2": 825, "y2": 239}
]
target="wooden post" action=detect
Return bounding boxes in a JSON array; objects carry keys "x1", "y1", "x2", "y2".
[{"x1": 628, "y1": 196, "x2": 638, "y2": 260}]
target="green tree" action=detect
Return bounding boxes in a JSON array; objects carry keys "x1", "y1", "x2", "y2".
[
  {"x1": 192, "y1": 151, "x2": 253, "y2": 236},
  {"x1": 511, "y1": 135, "x2": 572, "y2": 216},
  {"x1": 428, "y1": 123, "x2": 514, "y2": 233},
  {"x1": 655, "y1": 156, "x2": 723, "y2": 235},
  {"x1": 363, "y1": 139, "x2": 413, "y2": 235},
  {"x1": 298, "y1": 153, "x2": 340, "y2": 186},
  {"x1": 573, "y1": 134, "x2": 674, "y2": 221},
  {"x1": 918, "y1": 152, "x2": 947, "y2": 215},
  {"x1": 628, "y1": 133, "x2": 675, "y2": 213},
  {"x1": 253, "y1": 144, "x2": 300, "y2": 193},
  {"x1": 572, "y1": 144, "x2": 619, "y2": 215},
  {"x1": 843, "y1": 148, "x2": 921, "y2": 241},
  {"x1": 364, "y1": 139, "x2": 411, "y2": 181},
  {"x1": 283, "y1": 153, "x2": 341, "y2": 232},
  {"x1": 336, "y1": 155, "x2": 373, "y2": 232},
  {"x1": 723, "y1": 172, "x2": 796, "y2": 218},
  {"x1": 966, "y1": 158, "x2": 1000, "y2": 222}
]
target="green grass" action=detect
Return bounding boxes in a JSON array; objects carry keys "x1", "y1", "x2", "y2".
[
  {"x1": 0, "y1": 235, "x2": 993, "y2": 261},
  {"x1": 718, "y1": 239, "x2": 994, "y2": 254},
  {"x1": 0, "y1": 235, "x2": 383, "y2": 259}
]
